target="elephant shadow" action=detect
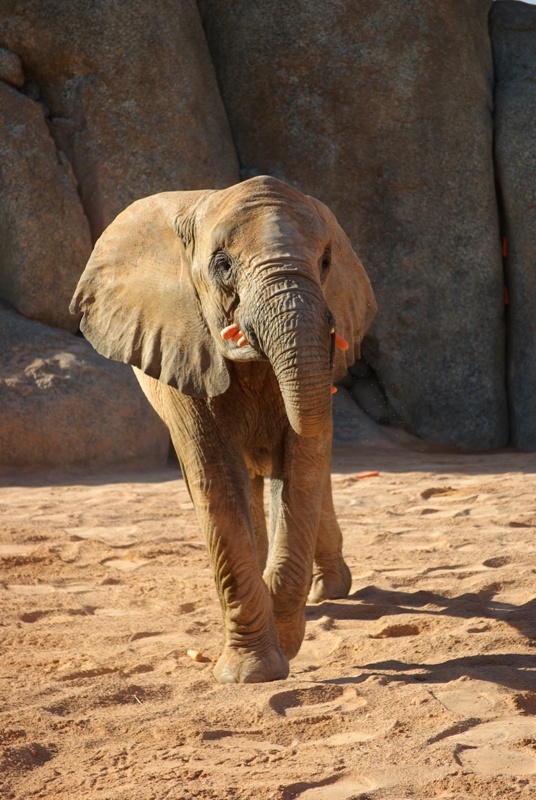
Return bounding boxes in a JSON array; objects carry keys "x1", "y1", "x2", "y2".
[{"x1": 306, "y1": 585, "x2": 536, "y2": 693}]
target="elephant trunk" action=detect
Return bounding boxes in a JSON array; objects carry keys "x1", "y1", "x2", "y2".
[{"x1": 247, "y1": 273, "x2": 333, "y2": 438}]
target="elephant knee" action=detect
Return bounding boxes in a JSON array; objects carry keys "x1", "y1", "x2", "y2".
[{"x1": 264, "y1": 558, "x2": 312, "y2": 613}]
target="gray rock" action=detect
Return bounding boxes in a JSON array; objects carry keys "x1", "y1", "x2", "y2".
[
  {"x1": 492, "y1": 1, "x2": 536, "y2": 450},
  {"x1": 0, "y1": 46, "x2": 23, "y2": 87},
  {"x1": 332, "y1": 387, "x2": 421, "y2": 450},
  {"x1": 0, "y1": 83, "x2": 92, "y2": 332},
  {"x1": 0, "y1": 305, "x2": 169, "y2": 468},
  {"x1": 350, "y1": 374, "x2": 401, "y2": 427},
  {"x1": 0, "y1": 0, "x2": 239, "y2": 240},
  {"x1": 199, "y1": 0, "x2": 508, "y2": 450},
  {"x1": 348, "y1": 360, "x2": 373, "y2": 381}
]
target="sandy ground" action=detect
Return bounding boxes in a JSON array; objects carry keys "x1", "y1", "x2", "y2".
[{"x1": 1, "y1": 443, "x2": 535, "y2": 800}]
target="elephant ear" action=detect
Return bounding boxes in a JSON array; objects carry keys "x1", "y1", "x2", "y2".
[
  {"x1": 309, "y1": 197, "x2": 377, "y2": 383},
  {"x1": 70, "y1": 191, "x2": 230, "y2": 398}
]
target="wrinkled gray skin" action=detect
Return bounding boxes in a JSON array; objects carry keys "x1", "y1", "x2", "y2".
[{"x1": 71, "y1": 177, "x2": 376, "y2": 683}]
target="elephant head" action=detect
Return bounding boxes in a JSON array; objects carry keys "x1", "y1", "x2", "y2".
[{"x1": 70, "y1": 176, "x2": 376, "y2": 437}]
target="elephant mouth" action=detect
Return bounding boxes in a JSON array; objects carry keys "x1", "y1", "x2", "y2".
[
  {"x1": 221, "y1": 307, "x2": 268, "y2": 361},
  {"x1": 237, "y1": 322, "x2": 268, "y2": 360}
]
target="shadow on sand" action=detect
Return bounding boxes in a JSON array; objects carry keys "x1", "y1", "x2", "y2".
[{"x1": 307, "y1": 585, "x2": 536, "y2": 692}]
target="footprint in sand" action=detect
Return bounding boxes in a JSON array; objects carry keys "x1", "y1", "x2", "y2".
[
  {"x1": 482, "y1": 556, "x2": 511, "y2": 568},
  {"x1": 19, "y1": 607, "x2": 95, "y2": 623},
  {"x1": 370, "y1": 622, "x2": 422, "y2": 639},
  {"x1": 453, "y1": 717, "x2": 536, "y2": 748},
  {"x1": 269, "y1": 685, "x2": 330, "y2": 717},
  {"x1": 430, "y1": 716, "x2": 536, "y2": 776},
  {"x1": 269, "y1": 684, "x2": 365, "y2": 719},
  {"x1": 69, "y1": 526, "x2": 139, "y2": 547},
  {"x1": 455, "y1": 744, "x2": 536, "y2": 776},
  {"x1": 267, "y1": 684, "x2": 395, "y2": 748},
  {"x1": 433, "y1": 686, "x2": 500, "y2": 717}
]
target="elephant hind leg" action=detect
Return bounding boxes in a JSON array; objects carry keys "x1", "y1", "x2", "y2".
[
  {"x1": 308, "y1": 473, "x2": 352, "y2": 604},
  {"x1": 251, "y1": 474, "x2": 268, "y2": 573}
]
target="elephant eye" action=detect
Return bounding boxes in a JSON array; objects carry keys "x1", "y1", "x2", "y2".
[
  {"x1": 210, "y1": 250, "x2": 234, "y2": 283},
  {"x1": 211, "y1": 250, "x2": 232, "y2": 271},
  {"x1": 320, "y1": 248, "x2": 331, "y2": 280}
]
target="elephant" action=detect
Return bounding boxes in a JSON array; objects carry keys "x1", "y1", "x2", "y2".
[{"x1": 70, "y1": 176, "x2": 376, "y2": 683}]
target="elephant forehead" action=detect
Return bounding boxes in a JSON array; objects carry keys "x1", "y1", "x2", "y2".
[
  {"x1": 257, "y1": 203, "x2": 324, "y2": 249},
  {"x1": 209, "y1": 201, "x2": 327, "y2": 261}
]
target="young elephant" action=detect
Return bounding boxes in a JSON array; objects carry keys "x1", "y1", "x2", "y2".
[{"x1": 71, "y1": 176, "x2": 376, "y2": 683}]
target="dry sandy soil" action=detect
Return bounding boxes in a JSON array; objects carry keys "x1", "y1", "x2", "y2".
[{"x1": 1, "y1": 443, "x2": 535, "y2": 800}]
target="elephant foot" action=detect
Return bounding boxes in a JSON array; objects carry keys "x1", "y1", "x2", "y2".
[
  {"x1": 275, "y1": 609, "x2": 306, "y2": 661},
  {"x1": 213, "y1": 643, "x2": 289, "y2": 684},
  {"x1": 308, "y1": 556, "x2": 352, "y2": 603}
]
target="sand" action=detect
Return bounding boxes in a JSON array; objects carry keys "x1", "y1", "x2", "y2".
[{"x1": 1, "y1": 444, "x2": 535, "y2": 800}]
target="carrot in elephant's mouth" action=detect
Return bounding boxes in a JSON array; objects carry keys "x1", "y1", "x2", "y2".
[
  {"x1": 221, "y1": 323, "x2": 249, "y2": 346},
  {"x1": 221, "y1": 325, "x2": 349, "y2": 353},
  {"x1": 221, "y1": 323, "x2": 240, "y2": 339},
  {"x1": 335, "y1": 332, "x2": 349, "y2": 351}
]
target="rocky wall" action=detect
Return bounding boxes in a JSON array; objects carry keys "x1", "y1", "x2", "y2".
[
  {"x1": 0, "y1": 0, "x2": 239, "y2": 241},
  {"x1": 199, "y1": 0, "x2": 508, "y2": 450},
  {"x1": 0, "y1": 0, "x2": 239, "y2": 467}
]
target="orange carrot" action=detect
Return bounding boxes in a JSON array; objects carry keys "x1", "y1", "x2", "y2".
[
  {"x1": 335, "y1": 333, "x2": 349, "y2": 351},
  {"x1": 221, "y1": 323, "x2": 240, "y2": 340}
]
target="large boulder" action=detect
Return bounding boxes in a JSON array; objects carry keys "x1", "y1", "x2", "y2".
[
  {"x1": 0, "y1": 305, "x2": 169, "y2": 468},
  {"x1": 332, "y1": 387, "x2": 423, "y2": 451},
  {"x1": 0, "y1": 81, "x2": 91, "y2": 332},
  {"x1": 199, "y1": 0, "x2": 508, "y2": 449},
  {"x1": 491, "y1": 1, "x2": 536, "y2": 450},
  {"x1": 0, "y1": 0, "x2": 239, "y2": 240}
]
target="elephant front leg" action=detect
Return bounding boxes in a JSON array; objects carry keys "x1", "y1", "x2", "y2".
[
  {"x1": 188, "y1": 463, "x2": 288, "y2": 684},
  {"x1": 308, "y1": 472, "x2": 352, "y2": 603},
  {"x1": 167, "y1": 431, "x2": 286, "y2": 683},
  {"x1": 263, "y1": 435, "x2": 327, "y2": 660}
]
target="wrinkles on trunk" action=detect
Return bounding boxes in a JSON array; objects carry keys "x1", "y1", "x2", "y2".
[{"x1": 245, "y1": 274, "x2": 333, "y2": 438}]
